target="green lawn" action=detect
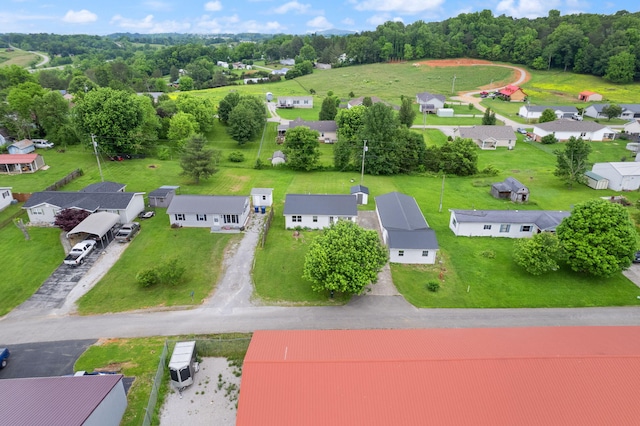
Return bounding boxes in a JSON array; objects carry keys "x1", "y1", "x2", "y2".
[{"x1": 0, "y1": 49, "x2": 39, "y2": 67}]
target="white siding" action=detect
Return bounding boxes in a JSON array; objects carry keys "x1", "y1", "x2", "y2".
[
  {"x1": 83, "y1": 379, "x2": 128, "y2": 426},
  {"x1": 27, "y1": 204, "x2": 60, "y2": 224},
  {"x1": 122, "y1": 194, "x2": 145, "y2": 222},
  {"x1": 0, "y1": 188, "x2": 13, "y2": 211},
  {"x1": 450, "y1": 214, "x2": 538, "y2": 238},
  {"x1": 591, "y1": 163, "x2": 631, "y2": 191},
  {"x1": 285, "y1": 214, "x2": 355, "y2": 230},
  {"x1": 389, "y1": 249, "x2": 436, "y2": 264}
]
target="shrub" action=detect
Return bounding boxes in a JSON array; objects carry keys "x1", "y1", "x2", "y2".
[
  {"x1": 228, "y1": 151, "x2": 245, "y2": 162},
  {"x1": 158, "y1": 258, "x2": 186, "y2": 286},
  {"x1": 156, "y1": 146, "x2": 171, "y2": 160},
  {"x1": 426, "y1": 281, "x2": 440, "y2": 292},
  {"x1": 348, "y1": 91, "x2": 355, "y2": 98},
  {"x1": 137, "y1": 268, "x2": 160, "y2": 288},
  {"x1": 480, "y1": 165, "x2": 500, "y2": 176},
  {"x1": 480, "y1": 250, "x2": 495, "y2": 259},
  {"x1": 540, "y1": 134, "x2": 558, "y2": 145},
  {"x1": 254, "y1": 158, "x2": 264, "y2": 169}
]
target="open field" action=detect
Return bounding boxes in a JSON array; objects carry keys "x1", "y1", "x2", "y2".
[{"x1": 0, "y1": 49, "x2": 39, "y2": 67}]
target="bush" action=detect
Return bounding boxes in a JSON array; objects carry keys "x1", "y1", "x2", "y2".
[
  {"x1": 137, "y1": 268, "x2": 160, "y2": 288},
  {"x1": 480, "y1": 165, "x2": 500, "y2": 176},
  {"x1": 254, "y1": 158, "x2": 264, "y2": 169},
  {"x1": 480, "y1": 250, "x2": 495, "y2": 259},
  {"x1": 228, "y1": 151, "x2": 245, "y2": 162},
  {"x1": 426, "y1": 281, "x2": 440, "y2": 292},
  {"x1": 158, "y1": 258, "x2": 186, "y2": 286},
  {"x1": 540, "y1": 134, "x2": 558, "y2": 145},
  {"x1": 156, "y1": 146, "x2": 171, "y2": 160}
]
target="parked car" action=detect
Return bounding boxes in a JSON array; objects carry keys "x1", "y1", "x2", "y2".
[
  {"x1": 633, "y1": 251, "x2": 640, "y2": 264},
  {"x1": 33, "y1": 139, "x2": 54, "y2": 149},
  {"x1": 517, "y1": 128, "x2": 527, "y2": 134},
  {"x1": 1, "y1": 347, "x2": 10, "y2": 369},
  {"x1": 138, "y1": 210, "x2": 155, "y2": 219},
  {"x1": 64, "y1": 240, "x2": 97, "y2": 266},
  {"x1": 115, "y1": 222, "x2": 140, "y2": 242}
]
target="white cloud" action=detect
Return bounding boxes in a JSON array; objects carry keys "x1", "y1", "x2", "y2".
[
  {"x1": 273, "y1": 1, "x2": 311, "y2": 14},
  {"x1": 341, "y1": 17, "x2": 355, "y2": 26},
  {"x1": 196, "y1": 14, "x2": 284, "y2": 33},
  {"x1": 110, "y1": 14, "x2": 191, "y2": 33},
  {"x1": 366, "y1": 13, "x2": 391, "y2": 26},
  {"x1": 204, "y1": 1, "x2": 223, "y2": 11},
  {"x1": 144, "y1": 1, "x2": 173, "y2": 11},
  {"x1": 351, "y1": 0, "x2": 443, "y2": 14},
  {"x1": 62, "y1": 9, "x2": 97, "y2": 24},
  {"x1": 307, "y1": 15, "x2": 332, "y2": 29},
  {"x1": 495, "y1": 0, "x2": 559, "y2": 18}
]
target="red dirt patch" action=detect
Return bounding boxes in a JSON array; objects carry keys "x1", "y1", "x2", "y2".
[{"x1": 415, "y1": 58, "x2": 493, "y2": 67}]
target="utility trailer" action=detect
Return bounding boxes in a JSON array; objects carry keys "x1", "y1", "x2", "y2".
[{"x1": 168, "y1": 341, "x2": 198, "y2": 390}]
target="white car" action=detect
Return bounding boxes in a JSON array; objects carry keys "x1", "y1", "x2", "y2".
[{"x1": 33, "y1": 139, "x2": 54, "y2": 149}]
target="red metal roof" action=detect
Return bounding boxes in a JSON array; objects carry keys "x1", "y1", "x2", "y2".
[
  {"x1": 237, "y1": 327, "x2": 640, "y2": 426},
  {"x1": 499, "y1": 84, "x2": 523, "y2": 96},
  {"x1": 0, "y1": 375, "x2": 124, "y2": 425},
  {"x1": 0, "y1": 153, "x2": 39, "y2": 164},
  {"x1": 580, "y1": 90, "x2": 597, "y2": 96}
]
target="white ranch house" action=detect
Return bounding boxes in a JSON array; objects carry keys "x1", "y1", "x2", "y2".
[
  {"x1": 532, "y1": 119, "x2": 615, "y2": 142},
  {"x1": 376, "y1": 192, "x2": 439, "y2": 264},
  {"x1": 283, "y1": 194, "x2": 357, "y2": 230},
  {"x1": 449, "y1": 209, "x2": 570, "y2": 238},
  {"x1": 167, "y1": 195, "x2": 250, "y2": 231},
  {"x1": 518, "y1": 105, "x2": 579, "y2": 120}
]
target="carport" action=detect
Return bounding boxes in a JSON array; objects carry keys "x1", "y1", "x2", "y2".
[{"x1": 67, "y1": 212, "x2": 120, "y2": 249}]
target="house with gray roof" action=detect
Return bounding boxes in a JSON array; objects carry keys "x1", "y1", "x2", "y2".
[
  {"x1": 454, "y1": 125, "x2": 516, "y2": 150},
  {"x1": 449, "y1": 209, "x2": 570, "y2": 238},
  {"x1": 585, "y1": 104, "x2": 640, "y2": 119},
  {"x1": 278, "y1": 118, "x2": 337, "y2": 143},
  {"x1": 0, "y1": 187, "x2": 13, "y2": 212},
  {"x1": 591, "y1": 162, "x2": 640, "y2": 191},
  {"x1": 23, "y1": 184, "x2": 145, "y2": 225},
  {"x1": 532, "y1": 119, "x2": 615, "y2": 142},
  {"x1": 416, "y1": 92, "x2": 446, "y2": 113},
  {"x1": 518, "y1": 105, "x2": 579, "y2": 120},
  {"x1": 347, "y1": 96, "x2": 389, "y2": 109},
  {"x1": 490, "y1": 177, "x2": 529, "y2": 202},
  {"x1": 283, "y1": 194, "x2": 357, "y2": 229},
  {"x1": 375, "y1": 192, "x2": 439, "y2": 264},
  {"x1": 79, "y1": 181, "x2": 126, "y2": 193},
  {"x1": 167, "y1": 194, "x2": 250, "y2": 231}
]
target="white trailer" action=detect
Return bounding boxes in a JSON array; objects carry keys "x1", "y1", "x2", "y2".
[{"x1": 169, "y1": 341, "x2": 197, "y2": 389}]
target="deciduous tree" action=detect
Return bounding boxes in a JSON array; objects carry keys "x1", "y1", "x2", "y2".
[
  {"x1": 602, "y1": 104, "x2": 623, "y2": 121},
  {"x1": 554, "y1": 136, "x2": 591, "y2": 187},
  {"x1": 303, "y1": 220, "x2": 388, "y2": 296},
  {"x1": 168, "y1": 111, "x2": 197, "y2": 145},
  {"x1": 398, "y1": 95, "x2": 416, "y2": 127},
  {"x1": 319, "y1": 96, "x2": 338, "y2": 121},
  {"x1": 556, "y1": 199, "x2": 637, "y2": 277},
  {"x1": 513, "y1": 232, "x2": 561, "y2": 275},
  {"x1": 54, "y1": 208, "x2": 91, "y2": 232},
  {"x1": 482, "y1": 107, "x2": 496, "y2": 125},
  {"x1": 283, "y1": 126, "x2": 321, "y2": 171},
  {"x1": 539, "y1": 108, "x2": 557, "y2": 123}
]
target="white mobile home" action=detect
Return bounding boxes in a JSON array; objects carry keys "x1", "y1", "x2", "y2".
[
  {"x1": 283, "y1": 194, "x2": 357, "y2": 230},
  {"x1": 167, "y1": 195, "x2": 250, "y2": 231},
  {"x1": 449, "y1": 209, "x2": 570, "y2": 238}
]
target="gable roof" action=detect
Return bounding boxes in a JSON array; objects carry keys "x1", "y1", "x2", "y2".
[
  {"x1": 451, "y1": 209, "x2": 569, "y2": 230},
  {"x1": 522, "y1": 105, "x2": 578, "y2": 114},
  {"x1": 376, "y1": 192, "x2": 428, "y2": 231},
  {"x1": 595, "y1": 162, "x2": 640, "y2": 176},
  {"x1": 67, "y1": 212, "x2": 120, "y2": 238},
  {"x1": 167, "y1": 195, "x2": 248, "y2": 215},
  {"x1": 492, "y1": 177, "x2": 528, "y2": 193},
  {"x1": 79, "y1": 181, "x2": 126, "y2": 193},
  {"x1": 619, "y1": 104, "x2": 640, "y2": 113},
  {"x1": 251, "y1": 188, "x2": 273, "y2": 196},
  {"x1": 0, "y1": 153, "x2": 40, "y2": 164},
  {"x1": 149, "y1": 187, "x2": 176, "y2": 197},
  {"x1": 416, "y1": 91, "x2": 445, "y2": 104},
  {"x1": 498, "y1": 84, "x2": 525, "y2": 96},
  {"x1": 580, "y1": 90, "x2": 598, "y2": 96},
  {"x1": 9, "y1": 139, "x2": 34, "y2": 149},
  {"x1": 457, "y1": 125, "x2": 515, "y2": 140},
  {"x1": 283, "y1": 194, "x2": 357, "y2": 216},
  {"x1": 350, "y1": 184, "x2": 369, "y2": 194},
  {"x1": 0, "y1": 374, "x2": 124, "y2": 426},
  {"x1": 584, "y1": 171, "x2": 607, "y2": 181},
  {"x1": 535, "y1": 119, "x2": 607, "y2": 132},
  {"x1": 287, "y1": 118, "x2": 337, "y2": 133},
  {"x1": 237, "y1": 327, "x2": 640, "y2": 426},
  {"x1": 347, "y1": 96, "x2": 386, "y2": 108},
  {"x1": 23, "y1": 191, "x2": 138, "y2": 211}
]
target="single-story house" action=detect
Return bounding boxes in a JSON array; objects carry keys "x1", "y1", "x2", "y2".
[
  {"x1": 449, "y1": 209, "x2": 570, "y2": 238},
  {"x1": 578, "y1": 91, "x2": 602, "y2": 102},
  {"x1": 624, "y1": 119, "x2": 640, "y2": 139},
  {"x1": 237, "y1": 327, "x2": 640, "y2": 426},
  {"x1": 490, "y1": 177, "x2": 529, "y2": 202},
  {"x1": 271, "y1": 150, "x2": 286, "y2": 166},
  {"x1": 518, "y1": 105, "x2": 579, "y2": 120},
  {"x1": 0, "y1": 374, "x2": 127, "y2": 426},
  {"x1": 283, "y1": 194, "x2": 357, "y2": 230},
  {"x1": 251, "y1": 188, "x2": 274, "y2": 208},
  {"x1": 585, "y1": 104, "x2": 640, "y2": 119},
  {"x1": 532, "y1": 119, "x2": 615, "y2": 142},
  {"x1": 416, "y1": 91, "x2": 446, "y2": 113},
  {"x1": 314, "y1": 62, "x2": 332, "y2": 70},
  {"x1": 280, "y1": 58, "x2": 295, "y2": 66},
  {"x1": 217, "y1": 61, "x2": 229, "y2": 68},
  {"x1": 0, "y1": 153, "x2": 46, "y2": 174},
  {"x1": 584, "y1": 171, "x2": 609, "y2": 190},
  {"x1": 591, "y1": 162, "x2": 640, "y2": 191},
  {"x1": 277, "y1": 96, "x2": 313, "y2": 108},
  {"x1": 7, "y1": 139, "x2": 35, "y2": 154},
  {"x1": 455, "y1": 126, "x2": 517, "y2": 150},
  {"x1": 375, "y1": 192, "x2": 439, "y2": 264},
  {"x1": 166, "y1": 194, "x2": 250, "y2": 231},
  {"x1": 497, "y1": 84, "x2": 527, "y2": 102},
  {"x1": 148, "y1": 185, "x2": 179, "y2": 208},
  {"x1": 347, "y1": 96, "x2": 388, "y2": 109},
  {"x1": 350, "y1": 185, "x2": 369, "y2": 205},
  {"x1": 23, "y1": 184, "x2": 145, "y2": 224},
  {"x1": 0, "y1": 187, "x2": 13, "y2": 212},
  {"x1": 278, "y1": 118, "x2": 337, "y2": 143}
]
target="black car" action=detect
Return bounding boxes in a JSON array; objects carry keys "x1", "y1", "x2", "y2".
[{"x1": 633, "y1": 251, "x2": 640, "y2": 264}]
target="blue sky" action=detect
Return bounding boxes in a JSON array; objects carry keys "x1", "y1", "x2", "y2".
[{"x1": 1, "y1": 0, "x2": 637, "y2": 35}]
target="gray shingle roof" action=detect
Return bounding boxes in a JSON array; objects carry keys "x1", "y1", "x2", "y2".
[
  {"x1": 451, "y1": 209, "x2": 570, "y2": 230},
  {"x1": 416, "y1": 92, "x2": 445, "y2": 104},
  {"x1": 79, "y1": 181, "x2": 125, "y2": 193},
  {"x1": 287, "y1": 118, "x2": 337, "y2": 133},
  {"x1": 149, "y1": 187, "x2": 175, "y2": 197},
  {"x1": 619, "y1": 104, "x2": 640, "y2": 113},
  {"x1": 283, "y1": 194, "x2": 357, "y2": 216},
  {"x1": 350, "y1": 185, "x2": 369, "y2": 194},
  {"x1": 387, "y1": 229, "x2": 439, "y2": 250},
  {"x1": 23, "y1": 191, "x2": 137, "y2": 211},
  {"x1": 493, "y1": 177, "x2": 527, "y2": 193},
  {"x1": 251, "y1": 188, "x2": 273, "y2": 195},
  {"x1": 523, "y1": 105, "x2": 578, "y2": 113},
  {"x1": 167, "y1": 195, "x2": 248, "y2": 215},
  {"x1": 376, "y1": 192, "x2": 428, "y2": 231},
  {"x1": 457, "y1": 126, "x2": 515, "y2": 140},
  {"x1": 535, "y1": 119, "x2": 606, "y2": 132}
]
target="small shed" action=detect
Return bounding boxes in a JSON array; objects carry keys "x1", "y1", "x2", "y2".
[
  {"x1": 584, "y1": 171, "x2": 609, "y2": 190},
  {"x1": 251, "y1": 188, "x2": 274, "y2": 208},
  {"x1": 7, "y1": 139, "x2": 35, "y2": 154},
  {"x1": 436, "y1": 108, "x2": 454, "y2": 117},
  {"x1": 350, "y1": 184, "x2": 369, "y2": 205},
  {"x1": 271, "y1": 150, "x2": 286, "y2": 166},
  {"x1": 169, "y1": 341, "x2": 198, "y2": 390},
  {"x1": 148, "y1": 185, "x2": 179, "y2": 208},
  {"x1": 578, "y1": 91, "x2": 603, "y2": 102},
  {"x1": 490, "y1": 177, "x2": 529, "y2": 202}
]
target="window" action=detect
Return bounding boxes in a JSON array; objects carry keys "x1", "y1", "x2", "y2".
[
  {"x1": 175, "y1": 213, "x2": 185, "y2": 221},
  {"x1": 262, "y1": 195, "x2": 266, "y2": 200},
  {"x1": 580, "y1": 132, "x2": 587, "y2": 137},
  {"x1": 292, "y1": 215, "x2": 302, "y2": 222},
  {"x1": 196, "y1": 214, "x2": 207, "y2": 221},
  {"x1": 483, "y1": 224, "x2": 492, "y2": 230},
  {"x1": 32, "y1": 208, "x2": 44, "y2": 215},
  {"x1": 499, "y1": 224, "x2": 511, "y2": 233},
  {"x1": 312, "y1": 216, "x2": 318, "y2": 222},
  {"x1": 398, "y1": 250, "x2": 404, "y2": 257},
  {"x1": 520, "y1": 225, "x2": 532, "y2": 232},
  {"x1": 303, "y1": 100, "x2": 309, "y2": 104},
  {"x1": 224, "y1": 214, "x2": 239, "y2": 224},
  {"x1": 422, "y1": 250, "x2": 429, "y2": 257},
  {"x1": 452, "y1": 218, "x2": 457, "y2": 226},
  {"x1": 1, "y1": 191, "x2": 8, "y2": 199}
]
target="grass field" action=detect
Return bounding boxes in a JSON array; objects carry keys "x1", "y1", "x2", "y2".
[{"x1": 0, "y1": 48, "x2": 39, "y2": 67}]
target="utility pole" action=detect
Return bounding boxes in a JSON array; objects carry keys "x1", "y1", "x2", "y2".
[
  {"x1": 91, "y1": 134, "x2": 104, "y2": 182},
  {"x1": 360, "y1": 140, "x2": 368, "y2": 185},
  {"x1": 451, "y1": 74, "x2": 457, "y2": 94},
  {"x1": 438, "y1": 173, "x2": 445, "y2": 213}
]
